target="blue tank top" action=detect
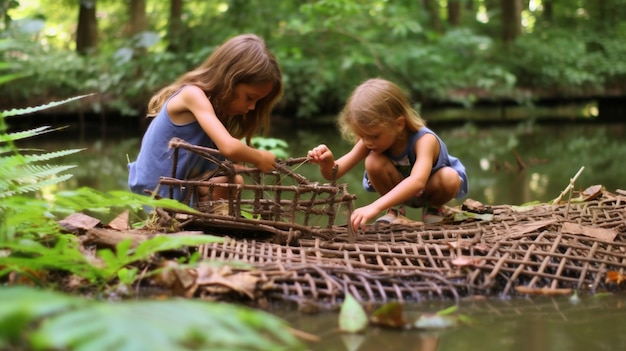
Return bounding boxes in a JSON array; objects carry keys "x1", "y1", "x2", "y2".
[
  {"x1": 128, "y1": 88, "x2": 217, "y2": 201},
  {"x1": 385, "y1": 127, "x2": 468, "y2": 199}
]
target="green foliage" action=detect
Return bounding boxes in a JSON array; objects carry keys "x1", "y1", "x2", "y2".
[
  {"x1": 97, "y1": 235, "x2": 224, "y2": 283},
  {"x1": 0, "y1": 233, "x2": 224, "y2": 287},
  {"x1": 251, "y1": 136, "x2": 289, "y2": 159},
  {"x1": 0, "y1": 286, "x2": 305, "y2": 351},
  {"x1": 0, "y1": 50, "x2": 302, "y2": 351},
  {"x1": 2, "y1": 2, "x2": 623, "y2": 119},
  {"x1": 0, "y1": 96, "x2": 92, "y2": 238}
]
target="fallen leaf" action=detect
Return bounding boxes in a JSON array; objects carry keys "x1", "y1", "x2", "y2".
[
  {"x1": 107, "y1": 210, "x2": 129, "y2": 231},
  {"x1": 339, "y1": 292, "x2": 368, "y2": 334},
  {"x1": 605, "y1": 271, "x2": 626, "y2": 284},
  {"x1": 58, "y1": 213, "x2": 101, "y2": 233},
  {"x1": 195, "y1": 264, "x2": 259, "y2": 299},
  {"x1": 370, "y1": 301, "x2": 407, "y2": 328},
  {"x1": 561, "y1": 222, "x2": 617, "y2": 242},
  {"x1": 452, "y1": 256, "x2": 485, "y2": 267},
  {"x1": 582, "y1": 184, "x2": 603, "y2": 201},
  {"x1": 507, "y1": 219, "x2": 557, "y2": 237}
]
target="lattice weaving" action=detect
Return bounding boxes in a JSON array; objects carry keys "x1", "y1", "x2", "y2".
[
  {"x1": 158, "y1": 138, "x2": 356, "y2": 244},
  {"x1": 155, "y1": 138, "x2": 626, "y2": 309}
]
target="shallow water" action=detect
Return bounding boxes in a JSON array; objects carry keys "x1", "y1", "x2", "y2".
[
  {"x1": 21, "y1": 118, "x2": 626, "y2": 350},
  {"x1": 38, "y1": 120, "x2": 626, "y2": 209},
  {"x1": 278, "y1": 294, "x2": 626, "y2": 351}
]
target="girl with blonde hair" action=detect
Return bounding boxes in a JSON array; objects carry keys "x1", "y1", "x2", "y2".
[
  {"x1": 308, "y1": 78, "x2": 468, "y2": 230},
  {"x1": 129, "y1": 33, "x2": 283, "y2": 203}
]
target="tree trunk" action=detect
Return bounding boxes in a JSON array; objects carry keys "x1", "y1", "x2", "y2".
[
  {"x1": 129, "y1": 0, "x2": 147, "y2": 36},
  {"x1": 167, "y1": 0, "x2": 184, "y2": 52},
  {"x1": 501, "y1": 0, "x2": 522, "y2": 43},
  {"x1": 543, "y1": 0, "x2": 553, "y2": 21},
  {"x1": 76, "y1": 0, "x2": 98, "y2": 55},
  {"x1": 423, "y1": 0, "x2": 442, "y2": 33},
  {"x1": 448, "y1": 0, "x2": 462, "y2": 26}
]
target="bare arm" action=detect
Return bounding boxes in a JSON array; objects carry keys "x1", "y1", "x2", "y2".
[
  {"x1": 349, "y1": 133, "x2": 439, "y2": 230},
  {"x1": 168, "y1": 85, "x2": 275, "y2": 172},
  {"x1": 308, "y1": 140, "x2": 369, "y2": 180}
]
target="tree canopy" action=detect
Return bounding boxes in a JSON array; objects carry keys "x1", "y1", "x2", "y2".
[{"x1": 1, "y1": 0, "x2": 625, "y2": 119}]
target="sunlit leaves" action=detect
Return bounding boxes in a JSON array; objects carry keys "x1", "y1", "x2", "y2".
[{"x1": 251, "y1": 137, "x2": 290, "y2": 159}]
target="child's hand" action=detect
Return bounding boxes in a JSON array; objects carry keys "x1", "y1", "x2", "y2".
[
  {"x1": 256, "y1": 149, "x2": 276, "y2": 172},
  {"x1": 307, "y1": 144, "x2": 334, "y2": 165},
  {"x1": 350, "y1": 204, "x2": 381, "y2": 232}
]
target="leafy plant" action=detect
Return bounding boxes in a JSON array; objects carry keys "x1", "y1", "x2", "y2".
[
  {"x1": 0, "y1": 286, "x2": 305, "y2": 351},
  {"x1": 0, "y1": 62, "x2": 305, "y2": 351},
  {"x1": 251, "y1": 136, "x2": 290, "y2": 159},
  {"x1": 0, "y1": 96, "x2": 88, "y2": 198}
]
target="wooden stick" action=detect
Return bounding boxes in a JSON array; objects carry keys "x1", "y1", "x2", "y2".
[{"x1": 551, "y1": 166, "x2": 585, "y2": 204}]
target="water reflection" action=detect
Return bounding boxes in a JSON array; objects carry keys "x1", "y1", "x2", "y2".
[
  {"x1": 279, "y1": 294, "x2": 626, "y2": 351},
  {"x1": 273, "y1": 122, "x2": 626, "y2": 208},
  {"x1": 37, "y1": 121, "x2": 626, "y2": 210}
]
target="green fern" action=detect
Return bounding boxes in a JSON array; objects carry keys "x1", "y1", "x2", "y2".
[
  {"x1": 1, "y1": 94, "x2": 94, "y2": 118},
  {"x1": 0, "y1": 97, "x2": 89, "y2": 231},
  {"x1": 0, "y1": 126, "x2": 67, "y2": 144}
]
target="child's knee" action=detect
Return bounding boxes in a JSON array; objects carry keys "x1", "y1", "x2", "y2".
[{"x1": 234, "y1": 174, "x2": 244, "y2": 185}]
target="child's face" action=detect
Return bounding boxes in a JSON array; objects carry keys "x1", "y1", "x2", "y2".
[
  {"x1": 352, "y1": 123, "x2": 397, "y2": 154},
  {"x1": 227, "y1": 82, "x2": 273, "y2": 117}
]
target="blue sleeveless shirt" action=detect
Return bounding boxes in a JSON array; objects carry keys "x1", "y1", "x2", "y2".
[
  {"x1": 128, "y1": 89, "x2": 217, "y2": 201},
  {"x1": 363, "y1": 127, "x2": 468, "y2": 200}
]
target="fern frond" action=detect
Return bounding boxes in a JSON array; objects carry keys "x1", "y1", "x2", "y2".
[
  {"x1": 0, "y1": 173, "x2": 74, "y2": 199},
  {"x1": 2, "y1": 94, "x2": 94, "y2": 117},
  {"x1": 0, "y1": 163, "x2": 76, "y2": 182},
  {"x1": 0, "y1": 145, "x2": 14, "y2": 155},
  {"x1": 0, "y1": 126, "x2": 66, "y2": 144},
  {"x1": 5, "y1": 149, "x2": 84, "y2": 164},
  {"x1": 18, "y1": 164, "x2": 77, "y2": 181}
]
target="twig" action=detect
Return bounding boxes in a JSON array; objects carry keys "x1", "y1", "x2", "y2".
[{"x1": 552, "y1": 166, "x2": 585, "y2": 205}]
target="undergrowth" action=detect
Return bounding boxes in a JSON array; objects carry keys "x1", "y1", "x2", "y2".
[{"x1": 0, "y1": 55, "x2": 305, "y2": 351}]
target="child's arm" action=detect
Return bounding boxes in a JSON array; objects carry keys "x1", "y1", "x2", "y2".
[
  {"x1": 350, "y1": 134, "x2": 438, "y2": 230},
  {"x1": 378, "y1": 133, "x2": 438, "y2": 206},
  {"x1": 170, "y1": 85, "x2": 275, "y2": 172},
  {"x1": 308, "y1": 140, "x2": 368, "y2": 180}
]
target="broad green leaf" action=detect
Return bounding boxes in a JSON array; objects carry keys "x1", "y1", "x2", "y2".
[
  {"x1": 31, "y1": 297, "x2": 304, "y2": 351},
  {"x1": 0, "y1": 286, "x2": 84, "y2": 344},
  {"x1": 338, "y1": 292, "x2": 368, "y2": 333}
]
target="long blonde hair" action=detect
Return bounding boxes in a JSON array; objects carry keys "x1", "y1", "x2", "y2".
[
  {"x1": 147, "y1": 33, "x2": 283, "y2": 143},
  {"x1": 338, "y1": 78, "x2": 425, "y2": 143}
]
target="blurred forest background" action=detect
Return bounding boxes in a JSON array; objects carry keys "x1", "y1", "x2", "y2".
[{"x1": 1, "y1": 0, "x2": 625, "y2": 121}]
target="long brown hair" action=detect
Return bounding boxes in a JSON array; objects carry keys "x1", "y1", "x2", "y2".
[
  {"x1": 338, "y1": 78, "x2": 425, "y2": 143},
  {"x1": 147, "y1": 33, "x2": 283, "y2": 143}
]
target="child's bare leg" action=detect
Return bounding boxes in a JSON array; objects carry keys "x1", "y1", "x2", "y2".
[
  {"x1": 197, "y1": 175, "x2": 244, "y2": 202},
  {"x1": 364, "y1": 152, "x2": 403, "y2": 195},
  {"x1": 423, "y1": 167, "x2": 461, "y2": 206}
]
